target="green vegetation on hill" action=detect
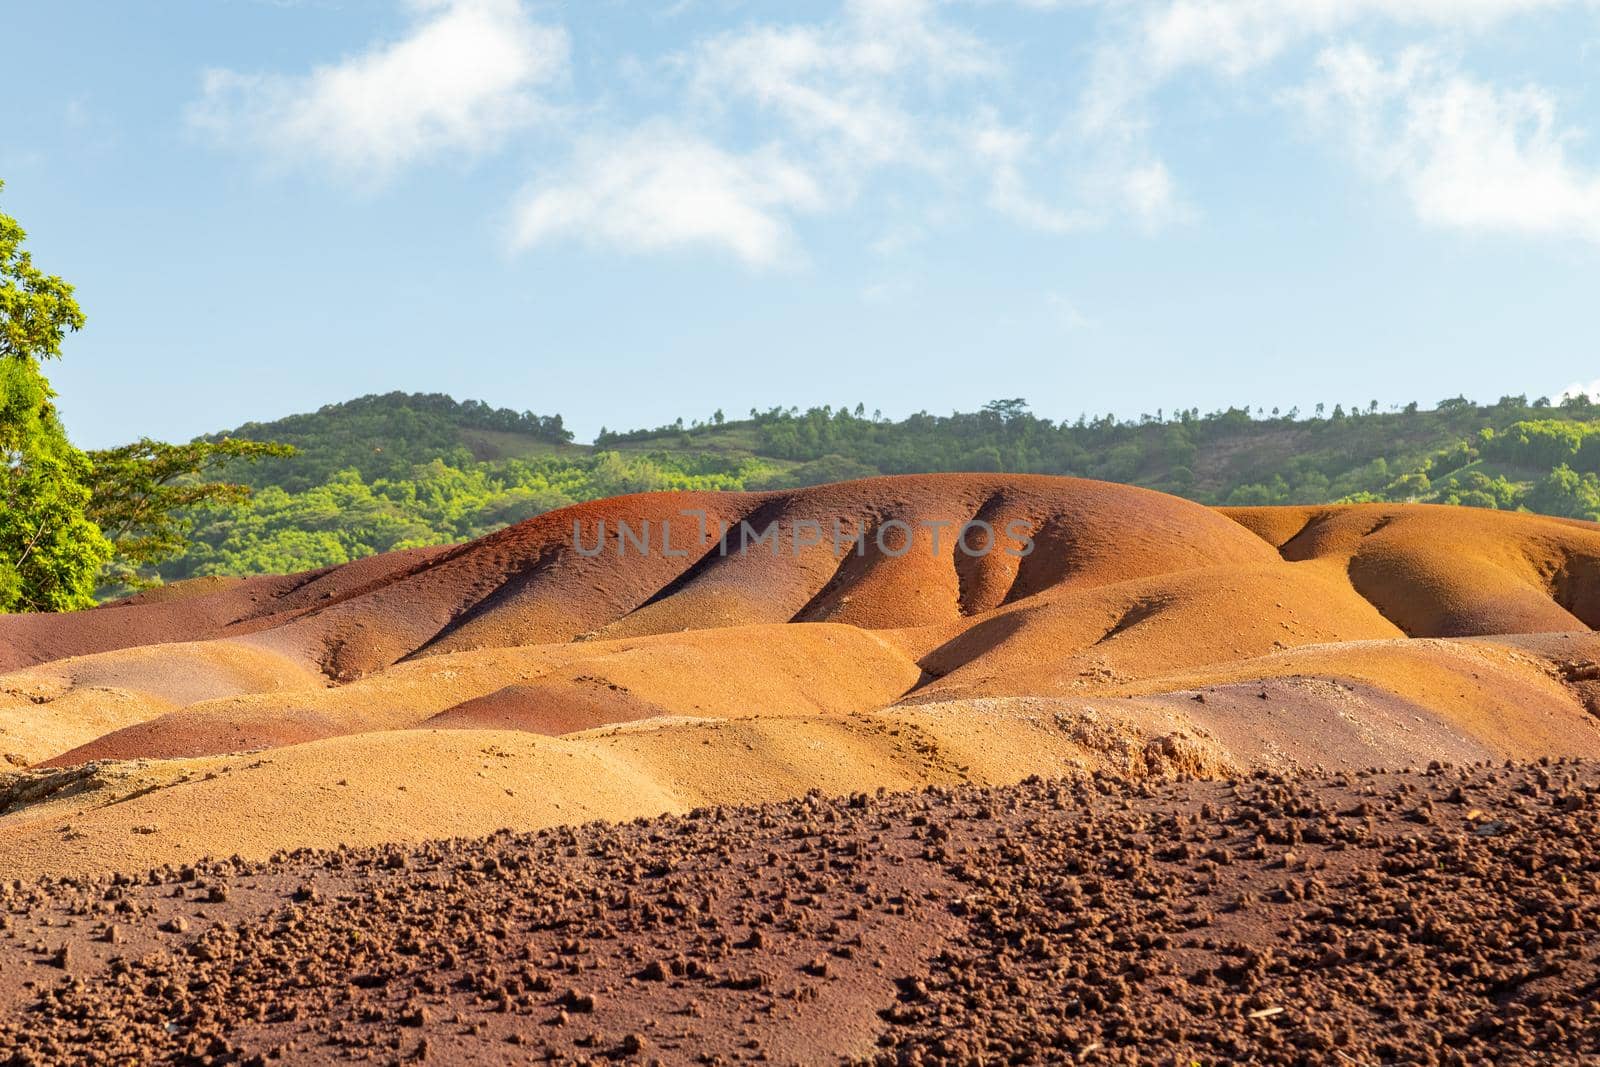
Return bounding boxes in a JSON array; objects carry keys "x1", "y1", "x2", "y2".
[
  {"x1": 147, "y1": 390, "x2": 1600, "y2": 588},
  {"x1": 211, "y1": 392, "x2": 576, "y2": 492},
  {"x1": 163, "y1": 452, "x2": 774, "y2": 581}
]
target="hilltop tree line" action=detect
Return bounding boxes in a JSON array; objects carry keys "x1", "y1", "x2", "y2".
[
  {"x1": 213, "y1": 393, "x2": 573, "y2": 492},
  {"x1": 594, "y1": 394, "x2": 1600, "y2": 515}
]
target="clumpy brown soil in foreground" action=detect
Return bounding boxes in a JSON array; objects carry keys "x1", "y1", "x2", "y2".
[{"x1": 2, "y1": 761, "x2": 1598, "y2": 1066}]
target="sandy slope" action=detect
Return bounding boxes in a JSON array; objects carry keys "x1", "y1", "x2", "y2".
[{"x1": 4, "y1": 474, "x2": 1600, "y2": 877}]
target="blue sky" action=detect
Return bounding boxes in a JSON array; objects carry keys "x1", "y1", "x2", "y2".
[{"x1": 5, "y1": 0, "x2": 1600, "y2": 447}]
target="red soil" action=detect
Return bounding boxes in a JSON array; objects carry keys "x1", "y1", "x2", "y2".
[{"x1": 1, "y1": 762, "x2": 1595, "y2": 1065}]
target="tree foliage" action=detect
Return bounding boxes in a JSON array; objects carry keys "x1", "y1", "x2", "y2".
[
  {"x1": 0, "y1": 181, "x2": 111, "y2": 612},
  {"x1": 160, "y1": 452, "x2": 773, "y2": 582},
  {"x1": 214, "y1": 392, "x2": 574, "y2": 492},
  {"x1": 85, "y1": 438, "x2": 296, "y2": 593}
]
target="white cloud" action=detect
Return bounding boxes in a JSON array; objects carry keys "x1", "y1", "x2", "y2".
[
  {"x1": 1560, "y1": 378, "x2": 1600, "y2": 401},
  {"x1": 688, "y1": 0, "x2": 994, "y2": 169},
  {"x1": 511, "y1": 127, "x2": 824, "y2": 267},
  {"x1": 1298, "y1": 45, "x2": 1600, "y2": 243},
  {"x1": 968, "y1": 110, "x2": 1190, "y2": 235},
  {"x1": 970, "y1": 122, "x2": 1094, "y2": 233},
  {"x1": 504, "y1": 0, "x2": 1151, "y2": 268},
  {"x1": 1074, "y1": 0, "x2": 1574, "y2": 226},
  {"x1": 190, "y1": 0, "x2": 1596, "y2": 265},
  {"x1": 1121, "y1": 162, "x2": 1182, "y2": 225},
  {"x1": 190, "y1": 0, "x2": 568, "y2": 180},
  {"x1": 1138, "y1": 0, "x2": 1567, "y2": 78},
  {"x1": 670, "y1": 0, "x2": 1174, "y2": 246}
]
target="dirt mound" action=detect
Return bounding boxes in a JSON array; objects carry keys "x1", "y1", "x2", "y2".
[
  {"x1": 1, "y1": 763, "x2": 1595, "y2": 1065},
  {"x1": 1, "y1": 476, "x2": 1272, "y2": 679},
  {"x1": 0, "y1": 548, "x2": 451, "y2": 675},
  {"x1": 0, "y1": 641, "x2": 324, "y2": 768},
  {"x1": 6, "y1": 683, "x2": 1597, "y2": 880},
  {"x1": 1226, "y1": 503, "x2": 1600, "y2": 636},
  {"x1": 4, "y1": 476, "x2": 1600, "y2": 875},
  {"x1": 421, "y1": 682, "x2": 670, "y2": 734},
  {"x1": 905, "y1": 561, "x2": 1404, "y2": 699},
  {"x1": 29, "y1": 623, "x2": 924, "y2": 767}
]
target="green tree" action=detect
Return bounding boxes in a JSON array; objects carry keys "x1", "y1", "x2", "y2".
[
  {"x1": 1386, "y1": 472, "x2": 1431, "y2": 499},
  {"x1": 86, "y1": 437, "x2": 295, "y2": 592},
  {"x1": 981, "y1": 398, "x2": 1030, "y2": 423},
  {"x1": 0, "y1": 181, "x2": 111, "y2": 611},
  {"x1": 1527, "y1": 464, "x2": 1600, "y2": 520}
]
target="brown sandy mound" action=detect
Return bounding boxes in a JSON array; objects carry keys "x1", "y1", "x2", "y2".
[
  {"x1": 0, "y1": 573, "x2": 301, "y2": 674},
  {"x1": 32, "y1": 623, "x2": 923, "y2": 766},
  {"x1": 6, "y1": 678, "x2": 1599, "y2": 880},
  {"x1": 0, "y1": 706, "x2": 1090, "y2": 878},
  {"x1": 4, "y1": 476, "x2": 1600, "y2": 874},
  {"x1": 0, "y1": 548, "x2": 452, "y2": 675},
  {"x1": 1111, "y1": 632, "x2": 1600, "y2": 757},
  {"x1": 1, "y1": 763, "x2": 1595, "y2": 1065},
  {"x1": 0, "y1": 641, "x2": 323, "y2": 768},
  {"x1": 1226, "y1": 502, "x2": 1600, "y2": 635},
  {"x1": 1, "y1": 476, "x2": 1274, "y2": 679},
  {"x1": 422, "y1": 682, "x2": 670, "y2": 734},
  {"x1": 904, "y1": 561, "x2": 1404, "y2": 698}
]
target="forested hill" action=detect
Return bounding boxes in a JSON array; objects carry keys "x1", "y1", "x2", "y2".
[
  {"x1": 157, "y1": 390, "x2": 1600, "y2": 588},
  {"x1": 209, "y1": 392, "x2": 578, "y2": 492}
]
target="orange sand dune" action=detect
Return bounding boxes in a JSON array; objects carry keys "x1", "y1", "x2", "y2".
[
  {"x1": 36, "y1": 623, "x2": 922, "y2": 764},
  {"x1": 4, "y1": 474, "x2": 1600, "y2": 876},
  {"x1": 3, "y1": 475, "x2": 1277, "y2": 678},
  {"x1": 1225, "y1": 503, "x2": 1600, "y2": 635}
]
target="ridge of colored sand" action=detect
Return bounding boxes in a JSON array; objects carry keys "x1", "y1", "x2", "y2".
[{"x1": 4, "y1": 476, "x2": 1600, "y2": 877}]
